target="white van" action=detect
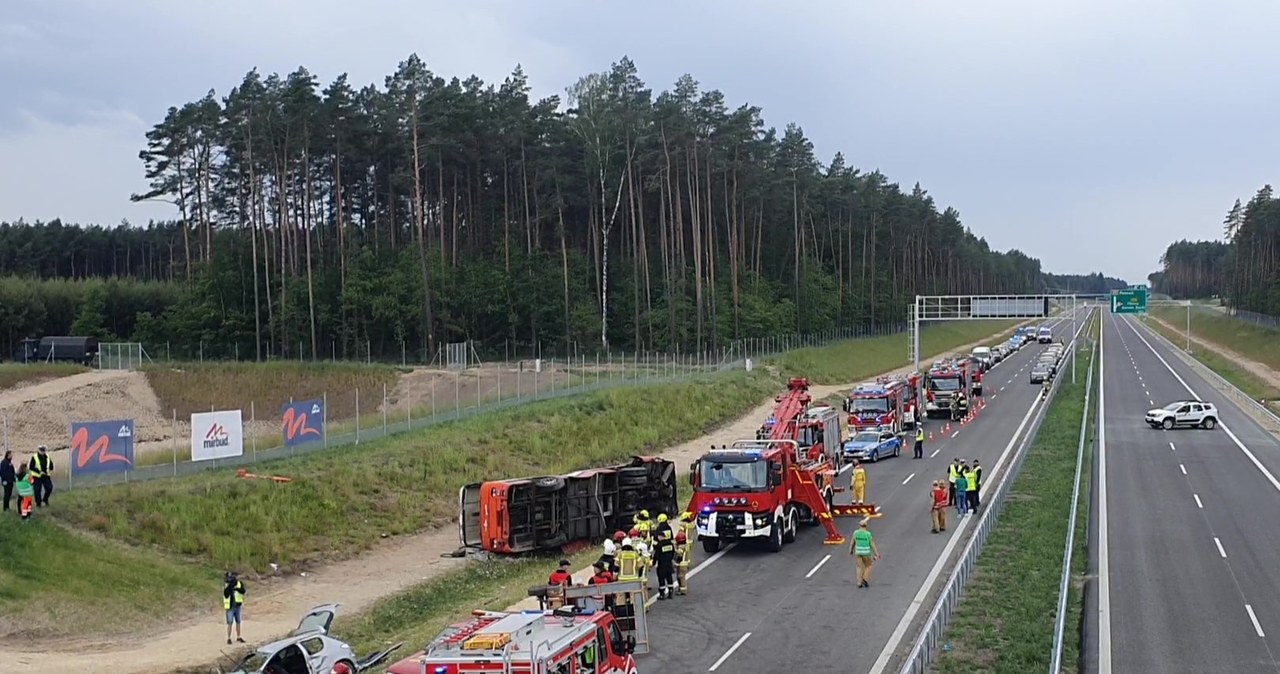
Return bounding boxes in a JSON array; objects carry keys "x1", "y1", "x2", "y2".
[{"x1": 971, "y1": 346, "x2": 993, "y2": 369}]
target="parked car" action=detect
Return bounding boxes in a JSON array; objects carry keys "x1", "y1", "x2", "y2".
[
  {"x1": 1030, "y1": 363, "x2": 1052, "y2": 384},
  {"x1": 1145, "y1": 401, "x2": 1219, "y2": 430},
  {"x1": 991, "y1": 345, "x2": 1007, "y2": 363},
  {"x1": 222, "y1": 604, "x2": 401, "y2": 674},
  {"x1": 842, "y1": 429, "x2": 902, "y2": 462}
]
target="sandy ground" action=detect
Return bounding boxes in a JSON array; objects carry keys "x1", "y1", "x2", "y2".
[{"x1": 0, "y1": 329, "x2": 1010, "y2": 674}]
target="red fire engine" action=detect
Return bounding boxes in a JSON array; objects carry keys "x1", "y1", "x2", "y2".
[
  {"x1": 687, "y1": 378, "x2": 872, "y2": 554},
  {"x1": 386, "y1": 581, "x2": 647, "y2": 674},
  {"x1": 844, "y1": 374, "x2": 921, "y2": 434},
  {"x1": 923, "y1": 359, "x2": 970, "y2": 419}
]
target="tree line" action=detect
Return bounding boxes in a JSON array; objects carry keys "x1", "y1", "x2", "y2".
[
  {"x1": 2, "y1": 55, "x2": 1055, "y2": 362},
  {"x1": 1041, "y1": 272, "x2": 1129, "y2": 294},
  {"x1": 1151, "y1": 185, "x2": 1280, "y2": 315}
]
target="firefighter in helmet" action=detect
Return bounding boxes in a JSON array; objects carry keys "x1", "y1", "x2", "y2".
[
  {"x1": 631, "y1": 527, "x2": 653, "y2": 586},
  {"x1": 852, "y1": 460, "x2": 868, "y2": 505},
  {"x1": 601, "y1": 531, "x2": 625, "y2": 573},
  {"x1": 615, "y1": 536, "x2": 644, "y2": 613},
  {"x1": 655, "y1": 512, "x2": 670, "y2": 541},
  {"x1": 654, "y1": 527, "x2": 677, "y2": 600},
  {"x1": 633, "y1": 510, "x2": 653, "y2": 543},
  {"x1": 674, "y1": 531, "x2": 693, "y2": 595},
  {"x1": 678, "y1": 511, "x2": 696, "y2": 546}
]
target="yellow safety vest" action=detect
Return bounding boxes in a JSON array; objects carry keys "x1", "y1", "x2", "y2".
[
  {"x1": 636, "y1": 520, "x2": 652, "y2": 539},
  {"x1": 916, "y1": 428, "x2": 925, "y2": 443},
  {"x1": 963, "y1": 470, "x2": 977, "y2": 491},
  {"x1": 617, "y1": 550, "x2": 641, "y2": 581},
  {"x1": 30, "y1": 454, "x2": 48, "y2": 479},
  {"x1": 681, "y1": 520, "x2": 696, "y2": 542},
  {"x1": 948, "y1": 464, "x2": 959, "y2": 483},
  {"x1": 222, "y1": 581, "x2": 245, "y2": 609}
]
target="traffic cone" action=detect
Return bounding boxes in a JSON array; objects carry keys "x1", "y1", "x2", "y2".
[{"x1": 929, "y1": 432, "x2": 935, "y2": 442}]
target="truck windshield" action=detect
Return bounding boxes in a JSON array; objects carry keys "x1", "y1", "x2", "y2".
[
  {"x1": 929, "y1": 377, "x2": 960, "y2": 392},
  {"x1": 698, "y1": 459, "x2": 768, "y2": 492},
  {"x1": 850, "y1": 397, "x2": 890, "y2": 412}
]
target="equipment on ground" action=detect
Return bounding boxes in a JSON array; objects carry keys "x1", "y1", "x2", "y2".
[
  {"x1": 385, "y1": 585, "x2": 645, "y2": 674},
  {"x1": 458, "y1": 456, "x2": 678, "y2": 555},
  {"x1": 923, "y1": 359, "x2": 971, "y2": 419},
  {"x1": 234, "y1": 468, "x2": 293, "y2": 483},
  {"x1": 688, "y1": 377, "x2": 869, "y2": 554},
  {"x1": 844, "y1": 374, "x2": 920, "y2": 434},
  {"x1": 220, "y1": 604, "x2": 401, "y2": 674}
]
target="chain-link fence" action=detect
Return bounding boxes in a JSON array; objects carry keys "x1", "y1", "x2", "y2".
[
  {"x1": 1225, "y1": 307, "x2": 1280, "y2": 330},
  {"x1": 4, "y1": 324, "x2": 917, "y2": 492}
]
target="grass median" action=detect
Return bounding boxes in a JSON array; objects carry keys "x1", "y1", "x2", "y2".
[
  {"x1": 932, "y1": 320, "x2": 1097, "y2": 674},
  {"x1": 775, "y1": 320, "x2": 1023, "y2": 384}
]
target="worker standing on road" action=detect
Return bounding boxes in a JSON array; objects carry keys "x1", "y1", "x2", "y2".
[
  {"x1": 971, "y1": 460, "x2": 984, "y2": 509},
  {"x1": 948, "y1": 459, "x2": 961, "y2": 506},
  {"x1": 634, "y1": 510, "x2": 653, "y2": 543},
  {"x1": 851, "y1": 461, "x2": 867, "y2": 504},
  {"x1": 654, "y1": 529, "x2": 677, "y2": 600},
  {"x1": 678, "y1": 511, "x2": 696, "y2": 546},
  {"x1": 601, "y1": 531, "x2": 623, "y2": 573},
  {"x1": 913, "y1": 425, "x2": 925, "y2": 459},
  {"x1": 15, "y1": 464, "x2": 34, "y2": 521},
  {"x1": 655, "y1": 513, "x2": 670, "y2": 541},
  {"x1": 930, "y1": 480, "x2": 948, "y2": 533},
  {"x1": 963, "y1": 463, "x2": 979, "y2": 515},
  {"x1": 1, "y1": 450, "x2": 15, "y2": 513},
  {"x1": 955, "y1": 392, "x2": 969, "y2": 421},
  {"x1": 849, "y1": 519, "x2": 880, "y2": 588},
  {"x1": 954, "y1": 463, "x2": 970, "y2": 516},
  {"x1": 674, "y1": 531, "x2": 693, "y2": 595},
  {"x1": 223, "y1": 571, "x2": 246, "y2": 645},
  {"x1": 29, "y1": 445, "x2": 52, "y2": 507}
]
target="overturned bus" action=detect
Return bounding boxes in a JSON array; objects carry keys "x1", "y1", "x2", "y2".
[{"x1": 459, "y1": 456, "x2": 679, "y2": 555}]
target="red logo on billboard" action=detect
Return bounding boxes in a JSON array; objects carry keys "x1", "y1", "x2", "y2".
[
  {"x1": 206, "y1": 424, "x2": 226, "y2": 439},
  {"x1": 72, "y1": 426, "x2": 131, "y2": 469},
  {"x1": 282, "y1": 408, "x2": 321, "y2": 441}
]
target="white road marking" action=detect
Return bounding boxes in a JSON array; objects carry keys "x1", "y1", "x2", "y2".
[
  {"x1": 1000, "y1": 386, "x2": 1006, "y2": 391},
  {"x1": 930, "y1": 448, "x2": 941, "y2": 458},
  {"x1": 805, "y1": 554, "x2": 831, "y2": 578},
  {"x1": 1246, "y1": 605, "x2": 1266, "y2": 638},
  {"x1": 1180, "y1": 463, "x2": 1187, "y2": 475},
  {"x1": 903, "y1": 472, "x2": 916, "y2": 485},
  {"x1": 951, "y1": 431, "x2": 959, "y2": 438},
  {"x1": 1193, "y1": 493, "x2": 1203, "y2": 509},
  {"x1": 838, "y1": 463, "x2": 852, "y2": 475},
  {"x1": 1098, "y1": 312, "x2": 1113, "y2": 674},
  {"x1": 1214, "y1": 537, "x2": 1227, "y2": 558},
  {"x1": 647, "y1": 540, "x2": 734, "y2": 608},
  {"x1": 1170, "y1": 442, "x2": 1176, "y2": 451},
  {"x1": 709, "y1": 632, "x2": 752, "y2": 671}
]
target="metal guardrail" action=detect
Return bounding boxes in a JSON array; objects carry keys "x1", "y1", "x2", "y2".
[
  {"x1": 1050, "y1": 328, "x2": 1098, "y2": 672},
  {"x1": 895, "y1": 312, "x2": 1095, "y2": 674},
  {"x1": 1135, "y1": 317, "x2": 1280, "y2": 430}
]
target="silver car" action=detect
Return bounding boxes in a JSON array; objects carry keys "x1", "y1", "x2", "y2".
[
  {"x1": 223, "y1": 604, "x2": 401, "y2": 674},
  {"x1": 1030, "y1": 363, "x2": 1052, "y2": 384}
]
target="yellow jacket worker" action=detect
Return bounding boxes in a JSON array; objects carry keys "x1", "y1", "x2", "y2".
[{"x1": 852, "y1": 461, "x2": 867, "y2": 504}]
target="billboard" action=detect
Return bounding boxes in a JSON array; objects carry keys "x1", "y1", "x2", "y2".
[
  {"x1": 282, "y1": 398, "x2": 325, "y2": 447},
  {"x1": 970, "y1": 297, "x2": 1049, "y2": 318},
  {"x1": 191, "y1": 410, "x2": 244, "y2": 462},
  {"x1": 69, "y1": 420, "x2": 135, "y2": 475}
]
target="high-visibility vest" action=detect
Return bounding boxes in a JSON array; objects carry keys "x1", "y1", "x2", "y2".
[
  {"x1": 617, "y1": 550, "x2": 641, "y2": 581},
  {"x1": 948, "y1": 464, "x2": 959, "y2": 483},
  {"x1": 963, "y1": 469, "x2": 977, "y2": 491},
  {"x1": 636, "y1": 520, "x2": 653, "y2": 539},
  {"x1": 222, "y1": 581, "x2": 245, "y2": 609},
  {"x1": 30, "y1": 454, "x2": 48, "y2": 479},
  {"x1": 916, "y1": 428, "x2": 925, "y2": 443},
  {"x1": 681, "y1": 520, "x2": 696, "y2": 543}
]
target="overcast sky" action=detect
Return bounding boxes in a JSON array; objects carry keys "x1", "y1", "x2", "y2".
[{"x1": 3, "y1": 0, "x2": 1278, "y2": 283}]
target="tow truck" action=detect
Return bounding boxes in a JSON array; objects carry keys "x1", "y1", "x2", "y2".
[
  {"x1": 687, "y1": 378, "x2": 873, "y2": 554},
  {"x1": 923, "y1": 360, "x2": 970, "y2": 419},
  {"x1": 844, "y1": 374, "x2": 920, "y2": 435},
  {"x1": 458, "y1": 457, "x2": 678, "y2": 555},
  {"x1": 386, "y1": 580, "x2": 648, "y2": 674}
]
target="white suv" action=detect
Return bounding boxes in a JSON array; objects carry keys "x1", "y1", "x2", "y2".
[{"x1": 1145, "y1": 401, "x2": 1219, "y2": 430}]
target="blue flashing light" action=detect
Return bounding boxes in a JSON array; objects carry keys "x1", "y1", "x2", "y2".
[
  {"x1": 701, "y1": 505, "x2": 713, "y2": 513},
  {"x1": 435, "y1": 667, "x2": 448, "y2": 674}
]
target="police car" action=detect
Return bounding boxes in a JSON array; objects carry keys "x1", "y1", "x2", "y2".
[
  {"x1": 842, "y1": 429, "x2": 902, "y2": 462},
  {"x1": 1145, "y1": 400, "x2": 1219, "y2": 430}
]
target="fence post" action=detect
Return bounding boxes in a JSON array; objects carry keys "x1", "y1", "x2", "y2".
[
  {"x1": 172, "y1": 410, "x2": 178, "y2": 477},
  {"x1": 432, "y1": 377, "x2": 437, "y2": 420},
  {"x1": 455, "y1": 374, "x2": 461, "y2": 415},
  {"x1": 251, "y1": 401, "x2": 257, "y2": 463},
  {"x1": 355, "y1": 388, "x2": 360, "y2": 444},
  {"x1": 383, "y1": 383, "x2": 388, "y2": 435},
  {"x1": 324, "y1": 392, "x2": 329, "y2": 449},
  {"x1": 406, "y1": 386, "x2": 412, "y2": 430}
]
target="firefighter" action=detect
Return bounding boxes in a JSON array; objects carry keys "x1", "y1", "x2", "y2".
[
  {"x1": 616, "y1": 537, "x2": 646, "y2": 607},
  {"x1": 678, "y1": 511, "x2": 696, "y2": 546},
  {"x1": 674, "y1": 531, "x2": 693, "y2": 595},
  {"x1": 655, "y1": 512, "x2": 670, "y2": 541},
  {"x1": 953, "y1": 391, "x2": 969, "y2": 422},
  {"x1": 851, "y1": 460, "x2": 867, "y2": 504},
  {"x1": 913, "y1": 424, "x2": 925, "y2": 459},
  {"x1": 584, "y1": 561, "x2": 614, "y2": 612},
  {"x1": 654, "y1": 528, "x2": 677, "y2": 599},
  {"x1": 601, "y1": 531, "x2": 624, "y2": 573},
  {"x1": 546, "y1": 559, "x2": 573, "y2": 609},
  {"x1": 947, "y1": 459, "x2": 961, "y2": 506},
  {"x1": 972, "y1": 460, "x2": 983, "y2": 508},
  {"x1": 634, "y1": 510, "x2": 653, "y2": 542}
]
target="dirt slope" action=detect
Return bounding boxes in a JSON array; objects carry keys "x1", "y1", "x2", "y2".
[{"x1": 0, "y1": 331, "x2": 1005, "y2": 674}]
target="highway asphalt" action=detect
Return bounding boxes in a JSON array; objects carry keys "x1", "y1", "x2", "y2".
[
  {"x1": 1090, "y1": 312, "x2": 1280, "y2": 673},
  {"x1": 636, "y1": 310, "x2": 1088, "y2": 673}
]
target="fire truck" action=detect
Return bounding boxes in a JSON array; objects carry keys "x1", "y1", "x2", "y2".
[
  {"x1": 923, "y1": 360, "x2": 970, "y2": 419},
  {"x1": 386, "y1": 580, "x2": 647, "y2": 674},
  {"x1": 754, "y1": 390, "x2": 843, "y2": 468},
  {"x1": 844, "y1": 374, "x2": 921, "y2": 435},
  {"x1": 687, "y1": 378, "x2": 871, "y2": 554},
  {"x1": 458, "y1": 457, "x2": 678, "y2": 555}
]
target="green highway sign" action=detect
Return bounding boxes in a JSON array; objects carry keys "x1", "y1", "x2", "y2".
[{"x1": 1112, "y1": 287, "x2": 1148, "y2": 314}]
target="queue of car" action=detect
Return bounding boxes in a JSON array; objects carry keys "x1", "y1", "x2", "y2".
[{"x1": 1030, "y1": 341, "x2": 1066, "y2": 384}]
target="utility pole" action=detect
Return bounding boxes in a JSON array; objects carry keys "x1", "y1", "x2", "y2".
[
  {"x1": 1072, "y1": 294, "x2": 1077, "y2": 384},
  {"x1": 1186, "y1": 301, "x2": 1192, "y2": 353}
]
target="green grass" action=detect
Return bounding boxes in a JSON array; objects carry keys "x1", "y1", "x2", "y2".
[
  {"x1": 0, "y1": 362, "x2": 89, "y2": 390},
  {"x1": 1143, "y1": 315, "x2": 1280, "y2": 415},
  {"x1": 775, "y1": 320, "x2": 1023, "y2": 384},
  {"x1": 0, "y1": 516, "x2": 214, "y2": 640},
  {"x1": 1150, "y1": 305, "x2": 1280, "y2": 372},
  {"x1": 54, "y1": 372, "x2": 779, "y2": 574},
  {"x1": 142, "y1": 361, "x2": 405, "y2": 419},
  {"x1": 933, "y1": 319, "x2": 1096, "y2": 673}
]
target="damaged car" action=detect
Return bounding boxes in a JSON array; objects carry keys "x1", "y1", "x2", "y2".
[{"x1": 221, "y1": 604, "x2": 401, "y2": 674}]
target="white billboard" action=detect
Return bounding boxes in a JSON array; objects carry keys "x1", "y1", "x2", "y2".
[
  {"x1": 191, "y1": 410, "x2": 244, "y2": 462},
  {"x1": 970, "y1": 297, "x2": 1048, "y2": 318}
]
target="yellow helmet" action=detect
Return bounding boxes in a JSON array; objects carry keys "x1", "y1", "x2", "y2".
[
  {"x1": 657, "y1": 513, "x2": 669, "y2": 523},
  {"x1": 680, "y1": 511, "x2": 694, "y2": 521},
  {"x1": 639, "y1": 509, "x2": 650, "y2": 519}
]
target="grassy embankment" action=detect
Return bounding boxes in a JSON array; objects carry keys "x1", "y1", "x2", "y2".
[
  {"x1": 1145, "y1": 306, "x2": 1280, "y2": 414},
  {"x1": 0, "y1": 363, "x2": 89, "y2": 390},
  {"x1": 776, "y1": 319, "x2": 1023, "y2": 384},
  {"x1": 932, "y1": 314, "x2": 1098, "y2": 674}
]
